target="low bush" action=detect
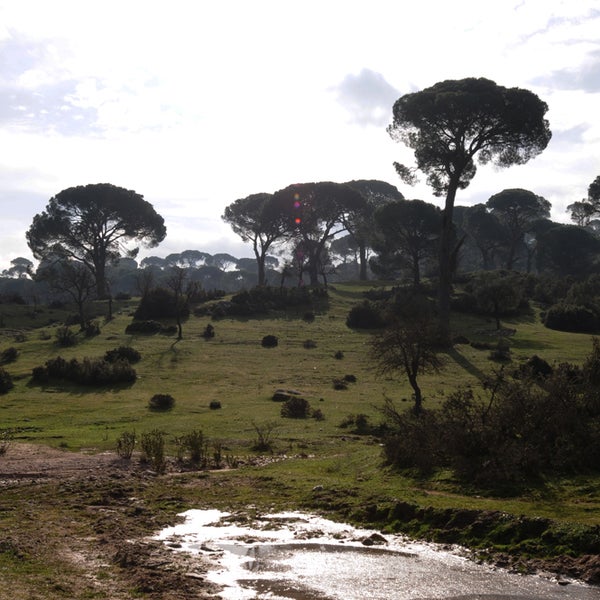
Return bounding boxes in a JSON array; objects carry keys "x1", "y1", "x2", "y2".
[
  {"x1": 125, "y1": 320, "x2": 163, "y2": 334},
  {"x1": 281, "y1": 396, "x2": 311, "y2": 418},
  {"x1": 0, "y1": 368, "x2": 13, "y2": 394},
  {"x1": 148, "y1": 393, "x2": 175, "y2": 411},
  {"x1": 140, "y1": 429, "x2": 166, "y2": 473},
  {"x1": 544, "y1": 303, "x2": 600, "y2": 333},
  {"x1": 116, "y1": 430, "x2": 136, "y2": 459},
  {"x1": 0, "y1": 429, "x2": 11, "y2": 455},
  {"x1": 261, "y1": 335, "x2": 278, "y2": 348},
  {"x1": 31, "y1": 355, "x2": 137, "y2": 386},
  {"x1": 56, "y1": 326, "x2": 77, "y2": 347},
  {"x1": 334, "y1": 350, "x2": 344, "y2": 360},
  {"x1": 209, "y1": 400, "x2": 222, "y2": 410},
  {"x1": 134, "y1": 287, "x2": 189, "y2": 320},
  {"x1": 0, "y1": 347, "x2": 18, "y2": 364},
  {"x1": 177, "y1": 429, "x2": 206, "y2": 464},
  {"x1": 104, "y1": 346, "x2": 141, "y2": 364},
  {"x1": 303, "y1": 339, "x2": 317, "y2": 349},
  {"x1": 202, "y1": 324, "x2": 215, "y2": 339},
  {"x1": 346, "y1": 300, "x2": 386, "y2": 329},
  {"x1": 84, "y1": 320, "x2": 101, "y2": 337},
  {"x1": 252, "y1": 420, "x2": 279, "y2": 451}
]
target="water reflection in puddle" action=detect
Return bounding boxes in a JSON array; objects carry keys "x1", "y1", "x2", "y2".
[{"x1": 156, "y1": 510, "x2": 599, "y2": 600}]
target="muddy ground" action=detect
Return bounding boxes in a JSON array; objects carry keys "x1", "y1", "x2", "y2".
[
  {"x1": 1, "y1": 443, "x2": 599, "y2": 599},
  {"x1": 0, "y1": 443, "x2": 223, "y2": 599}
]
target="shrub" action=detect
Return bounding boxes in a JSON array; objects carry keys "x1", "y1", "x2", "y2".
[
  {"x1": 84, "y1": 320, "x2": 101, "y2": 337},
  {"x1": 544, "y1": 303, "x2": 600, "y2": 333},
  {"x1": 343, "y1": 374, "x2": 357, "y2": 383},
  {"x1": 261, "y1": 335, "x2": 278, "y2": 348},
  {"x1": 116, "y1": 430, "x2": 136, "y2": 459},
  {"x1": 281, "y1": 396, "x2": 311, "y2": 418},
  {"x1": 149, "y1": 393, "x2": 175, "y2": 411},
  {"x1": 252, "y1": 420, "x2": 279, "y2": 451},
  {"x1": 140, "y1": 429, "x2": 166, "y2": 473},
  {"x1": 489, "y1": 339, "x2": 511, "y2": 362},
  {"x1": 333, "y1": 378, "x2": 348, "y2": 390},
  {"x1": 312, "y1": 408, "x2": 325, "y2": 421},
  {"x1": 31, "y1": 356, "x2": 136, "y2": 386},
  {"x1": 209, "y1": 400, "x2": 222, "y2": 410},
  {"x1": 346, "y1": 300, "x2": 386, "y2": 329},
  {"x1": 303, "y1": 311, "x2": 315, "y2": 323},
  {"x1": 56, "y1": 326, "x2": 77, "y2": 347},
  {"x1": 0, "y1": 368, "x2": 13, "y2": 394},
  {"x1": 334, "y1": 350, "x2": 344, "y2": 360},
  {"x1": 0, "y1": 429, "x2": 11, "y2": 455},
  {"x1": 202, "y1": 324, "x2": 215, "y2": 339},
  {"x1": 125, "y1": 320, "x2": 163, "y2": 334},
  {"x1": 104, "y1": 346, "x2": 141, "y2": 364},
  {"x1": 303, "y1": 339, "x2": 317, "y2": 349},
  {"x1": 0, "y1": 347, "x2": 18, "y2": 364},
  {"x1": 134, "y1": 287, "x2": 188, "y2": 320},
  {"x1": 178, "y1": 429, "x2": 206, "y2": 464}
]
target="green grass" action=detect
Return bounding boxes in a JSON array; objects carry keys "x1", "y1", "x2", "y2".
[{"x1": 1, "y1": 284, "x2": 599, "y2": 526}]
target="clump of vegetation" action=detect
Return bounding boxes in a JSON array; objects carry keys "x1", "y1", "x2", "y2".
[
  {"x1": 134, "y1": 286, "x2": 189, "y2": 320},
  {"x1": 176, "y1": 429, "x2": 206, "y2": 465},
  {"x1": 488, "y1": 338, "x2": 511, "y2": 362},
  {"x1": 84, "y1": 320, "x2": 101, "y2": 337},
  {"x1": 281, "y1": 396, "x2": 311, "y2": 418},
  {"x1": 333, "y1": 378, "x2": 348, "y2": 390},
  {"x1": 303, "y1": 339, "x2": 317, "y2": 349},
  {"x1": 209, "y1": 400, "x2": 221, "y2": 410},
  {"x1": 543, "y1": 303, "x2": 600, "y2": 333},
  {"x1": 116, "y1": 430, "x2": 136, "y2": 459},
  {"x1": 0, "y1": 429, "x2": 12, "y2": 455},
  {"x1": 140, "y1": 429, "x2": 166, "y2": 473},
  {"x1": 55, "y1": 325, "x2": 77, "y2": 347},
  {"x1": 261, "y1": 334, "x2": 278, "y2": 348},
  {"x1": 334, "y1": 350, "x2": 344, "y2": 360},
  {"x1": 148, "y1": 393, "x2": 175, "y2": 411},
  {"x1": 380, "y1": 341, "x2": 600, "y2": 486},
  {"x1": 346, "y1": 300, "x2": 386, "y2": 329},
  {"x1": 0, "y1": 347, "x2": 18, "y2": 364},
  {"x1": 252, "y1": 420, "x2": 279, "y2": 451},
  {"x1": 202, "y1": 323, "x2": 215, "y2": 339},
  {"x1": 125, "y1": 320, "x2": 163, "y2": 334},
  {"x1": 31, "y1": 356, "x2": 137, "y2": 386},
  {"x1": 339, "y1": 413, "x2": 372, "y2": 434},
  {"x1": 104, "y1": 346, "x2": 141, "y2": 364}
]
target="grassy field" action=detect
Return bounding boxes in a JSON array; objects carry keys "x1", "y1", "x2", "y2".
[
  {"x1": 1, "y1": 283, "x2": 599, "y2": 597},
  {"x1": 1, "y1": 282, "x2": 596, "y2": 454}
]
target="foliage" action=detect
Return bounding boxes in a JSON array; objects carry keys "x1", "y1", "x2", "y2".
[
  {"x1": 261, "y1": 335, "x2": 278, "y2": 348},
  {"x1": 0, "y1": 347, "x2": 18, "y2": 364},
  {"x1": 140, "y1": 429, "x2": 166, "y2": 473},
  {"x1": 370, "y1": 309, "x2": 442, "y2": 414},
  {"x1": 252, "y1": 420, "x2": 280, "y2": 451},
  {"x1": 280, "y1": 396, "x2": 311, "y2": 418},
  {"x1": 116, "y1": 430, "x2": 136, "y2": 459},
  {"x1": 0, "y1": 367, "x2": 14, "y2": 394},
  {"x1": 148, "y1": 393, "x2": 175, "y2": 411},
  {"x1": 176, "y1": 429, "x2": 206, "y2": 464},
  {"x1": 346, "y1": 300, "x2": 386, "y2": 329},
  {"x1": 26, "y1": 183, "x2": 166, "y2": 297},
  {"x1": 388, "y1": 77, "x2": 551, "y2": 342},
  {"x1": 543, "y1": 303, "x2": 600, "y2": 333},
  {"x1": 202, "y1": 324, "x2": 215, "y2": 339},
  {"x1": 104, "y1": 346, "x2": 141, "y2": 364},
  {"x1": 209, "y1": 400, "x2": 221, "y2": 410},
  {"x1": 31, "y1": 355, "x2": 137, "y2": 386},
  {"x1": 222, "y1": 192, "x2": 289, "y2": 286},
  {"x1": 134, "y1": 286, "x2": 188, "y2": 320},
  {"x1": 55, "y1": 326, "x2": 77, "y2": 347},
  {"x1": 382, "y1": 341, "x2": 600, "y2": 485}
]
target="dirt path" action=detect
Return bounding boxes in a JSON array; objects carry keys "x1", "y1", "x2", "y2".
[{"x1": 0, "y1": 443, "x2": 223, "y2": 599}]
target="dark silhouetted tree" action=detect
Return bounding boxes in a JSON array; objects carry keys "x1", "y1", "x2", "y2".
[
  {"x1": 223, "y1": 193, "x2": 289, "y2": 286},
  {"x1": 388, "y1": 77, "x2": 551, "y2": 342},
  {"x1": 486, "y1": 188, "x2": 551, "y2": 270},
  {"x1": 27, "y1": 183, "x2": 166, "y2": 298}
]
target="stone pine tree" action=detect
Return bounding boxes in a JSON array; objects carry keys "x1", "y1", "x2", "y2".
[
  {"x1": 388, "y1": 77, "x2": 551, "y2": 343},
  {"x1": 27, "y1": 183, "x2": 166, "y2": 298}
]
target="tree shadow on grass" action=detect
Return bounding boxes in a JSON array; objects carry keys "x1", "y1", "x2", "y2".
[{"x1": 446, "y1": 346, "x2": 489, "y2": 383}]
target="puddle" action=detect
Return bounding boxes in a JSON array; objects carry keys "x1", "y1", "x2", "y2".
[{"x1": 156, "y1": 510, "x2": 600, "y2": 600}]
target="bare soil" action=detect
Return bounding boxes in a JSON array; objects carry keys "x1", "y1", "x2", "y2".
[{"x1": 0, "y1": 443, "x2": 223, "y2": 599}]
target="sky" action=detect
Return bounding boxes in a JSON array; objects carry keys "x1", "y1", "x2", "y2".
[{"x1": 1, "y1": 0, "x2": 600, "y2": 270}]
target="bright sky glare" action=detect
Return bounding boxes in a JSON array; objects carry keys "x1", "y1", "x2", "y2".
[{"x1": 1, "y1": 0, "x2": 599, "y2": 268}]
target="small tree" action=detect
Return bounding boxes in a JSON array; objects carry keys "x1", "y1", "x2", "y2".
[{"x1": 370, "y1": 311, "x2": 442, "y2": 415}]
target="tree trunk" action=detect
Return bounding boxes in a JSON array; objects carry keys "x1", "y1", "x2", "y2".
[
  {"x1": 358, "y1": 242, "x2": 368, "y2": 281},
  {"x1": 438, "y1": 179, "x2": 460, "y2": 345},
  {"x1": 408, "y1": 374, "x2": 422, "y2": 415}
]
